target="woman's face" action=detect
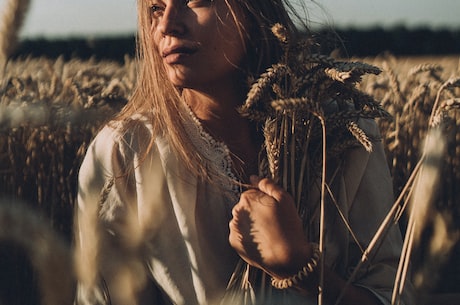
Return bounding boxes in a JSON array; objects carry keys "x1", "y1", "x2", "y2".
[{"x1": 148, "y1": 0, "x2": 247, "y2": 91}]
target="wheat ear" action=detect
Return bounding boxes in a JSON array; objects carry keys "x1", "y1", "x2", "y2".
[{"x1": 0, "y1": 0, "x2": 31, "y2": 68}]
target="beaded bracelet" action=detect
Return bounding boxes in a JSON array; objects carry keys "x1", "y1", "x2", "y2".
[{"x1": 271, "y1": 243, "x2": 321, "y2": 289}]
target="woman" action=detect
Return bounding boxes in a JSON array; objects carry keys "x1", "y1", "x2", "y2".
[{"x1": 76, "y1": 0, "x2": 413, "y2": 304}]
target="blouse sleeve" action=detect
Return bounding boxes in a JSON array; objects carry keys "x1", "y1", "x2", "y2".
[
  {"x1": 75, "y1": 124, "x2": 166, "y2": 305},
  {"x1": 77, "y1": 126, "x2": 118, "y2": 218}
]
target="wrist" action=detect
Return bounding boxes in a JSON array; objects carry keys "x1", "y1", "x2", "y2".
[{"x1": 270, "y1": 243, "x2": 321, "y2": 291}]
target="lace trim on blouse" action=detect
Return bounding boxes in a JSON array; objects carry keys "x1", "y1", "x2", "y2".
[
  {"x1": 110, "y1": 108, "x2": 241, "y2": 203},
  {"x1": 182, "y1": 106, "x2": 241, "y2": 203}
]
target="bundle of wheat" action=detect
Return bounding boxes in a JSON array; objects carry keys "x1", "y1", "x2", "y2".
[
  {"x1": 240, "y1": 24, "x2": 389, "y2": 206},
  {"x1": 232, "y1": 24, "x2": 397, "y2": 304}
]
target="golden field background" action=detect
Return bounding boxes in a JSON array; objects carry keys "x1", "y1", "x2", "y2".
[{"x1": 0, "y1": 54, "x2": 459, "y2": 304}]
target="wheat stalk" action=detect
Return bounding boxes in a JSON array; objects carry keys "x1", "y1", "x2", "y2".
[
  {"x1": 358, "y1": 55, "x2": 460, "y2": 301},
  {"x1": 0, "y1": 0, "x2": 30, "y2": 70},
  {"x1": 391, "y1": 126, "x2": 446, "y2": 305}
]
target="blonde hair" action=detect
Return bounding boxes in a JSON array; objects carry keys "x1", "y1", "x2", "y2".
[{"x1": 116, "y1": 0, "x2": 306, "y2": 180}]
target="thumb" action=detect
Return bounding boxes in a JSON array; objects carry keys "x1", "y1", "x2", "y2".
[{"x1": 250, "y1": 175, "x2": 287, "y2": 203}]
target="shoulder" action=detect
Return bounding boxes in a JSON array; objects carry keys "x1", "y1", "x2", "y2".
[
  {"x1": 78, "y1": 115, "x2": 156, "y2": 195},
  {"x1": 89, "y1": 114, "x2": 154, "y2": 163}
]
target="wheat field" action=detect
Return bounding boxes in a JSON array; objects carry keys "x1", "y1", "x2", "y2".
[
  {"x1": 360, "y1": 55, "x2": 460, "y2": 298},
  {"x1": 0, "y1": 54, "x2": 459, "y2": 304}
]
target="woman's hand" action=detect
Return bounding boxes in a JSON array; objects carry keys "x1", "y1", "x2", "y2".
[
  {"x1": 229, "y1": 175, "x2": 311, "y2": 279},
  {"x1": 229, "y1": 176, "x2": 384, "y2": 304}
]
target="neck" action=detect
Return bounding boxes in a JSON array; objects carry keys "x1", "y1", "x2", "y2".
[
  {"x1": 182, "y1": 83, "x2": 247, "y2": 142},
  {"x1": 183, "y1": 87, "x2": 260, "y2": 181}
]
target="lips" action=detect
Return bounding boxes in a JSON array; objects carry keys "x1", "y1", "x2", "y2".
[{"x1": 162, "y1": 45, "x2": 198, "y2": 63}]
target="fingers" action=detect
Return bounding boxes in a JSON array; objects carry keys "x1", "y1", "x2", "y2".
[
  {"x1": 228, "y1": 217, "x2": 241, "y2": 246},
  {"x1": 250, "y1": 175, "x2": 289, "y2": 203}
]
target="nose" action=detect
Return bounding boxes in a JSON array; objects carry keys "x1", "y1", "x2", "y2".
[{"x1": 156, "y1": 4, "x2": 185, "y2": 37}]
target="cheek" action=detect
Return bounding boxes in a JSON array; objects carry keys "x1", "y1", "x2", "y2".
[
  {"x1": 216, "y1": 20, "x2": 246, "y2": 64},
  {"x1": 152, "y1": 30, "x2": 162, "y2": 52},
  {"x1": 218, "y1": 36, "x2": 246, "y2": 68},
  {"x1": 148, "y1": 20, "x2": 163, "y2": 49}
]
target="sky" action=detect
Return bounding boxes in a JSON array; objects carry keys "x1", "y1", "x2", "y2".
[{"x1": 0, "y1": 0, "x2": 459, "y2": 39}]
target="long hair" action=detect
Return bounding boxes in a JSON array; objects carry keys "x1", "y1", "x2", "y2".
[{"x1": 116, "y1": 0, "x2": 307, "y2": 180}]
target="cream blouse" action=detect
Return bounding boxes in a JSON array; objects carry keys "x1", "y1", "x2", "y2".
[{"x1": 76, "y1": 108, "x2": 414, "y2": 305}]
